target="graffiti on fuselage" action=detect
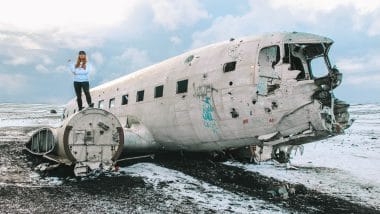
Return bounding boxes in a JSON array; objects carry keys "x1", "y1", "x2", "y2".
[{"x1": 202, "y1": 96, "x2": 219, "y2": 134}]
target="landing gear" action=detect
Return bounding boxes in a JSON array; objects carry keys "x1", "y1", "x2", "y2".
[
  {"x1": 272, "y1": 146, "x2": 292, "y2": 163},
  {"x1": 226, "y1": 145, "x2": 297, "y2": 164},
  {"x1": 227, "y1": 145, "x2": 273, "y2": 163}
]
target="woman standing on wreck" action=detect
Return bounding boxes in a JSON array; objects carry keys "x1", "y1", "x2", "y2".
[{"x1": 68, "y1": 50, "x2": 93, "y2": 111}]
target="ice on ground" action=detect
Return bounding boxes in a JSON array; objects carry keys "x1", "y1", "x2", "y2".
[
  {"x1": 226, "y1": 104, "x2": 380, "y2": 210},
  {"x1": 119, "y1": 162, "x2": 288, "y2": 214}
]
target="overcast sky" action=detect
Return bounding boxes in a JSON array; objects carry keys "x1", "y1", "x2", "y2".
[{"x1": 0, "y1": 0, "x2": 379, "y2": 104}]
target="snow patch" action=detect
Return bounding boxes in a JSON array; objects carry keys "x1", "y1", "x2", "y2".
[
  {"x1": 120, "y1": 162, "x2": 287, "y2": 213},
  {"x1": 226, "y1": 104, "x2": 380, "y2": 209}
]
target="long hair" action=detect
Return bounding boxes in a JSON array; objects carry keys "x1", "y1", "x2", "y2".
[{"x1": 75, "y1": 55, "x2": 87, "y2": 69}]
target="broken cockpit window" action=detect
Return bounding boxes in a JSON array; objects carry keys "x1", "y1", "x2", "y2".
[
  {"x1": 285, "y1": 43, "x2": 333, "y2": 81},
  {"x1": 309, "y1": 57, "x2": 329, "y2": 78},
  {"x1": 284, "y1": 44, "x2": 307, "y2": 80},
  {"x1": 304, "y1": 43, "x2": 332, "y2": 79}
]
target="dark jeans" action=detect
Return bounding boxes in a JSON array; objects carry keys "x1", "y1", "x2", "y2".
[{"x1": 74, "y1": 81, "x2": 92, "y2": 110}]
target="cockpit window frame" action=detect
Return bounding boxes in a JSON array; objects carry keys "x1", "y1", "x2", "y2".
[{"x1": 284, "y1": 42, "x2": 332, "y2": 81}]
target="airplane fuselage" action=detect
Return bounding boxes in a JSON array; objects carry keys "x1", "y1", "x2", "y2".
[{"x1": 62, "y1": 32, "x2": 351, "y2": 154}]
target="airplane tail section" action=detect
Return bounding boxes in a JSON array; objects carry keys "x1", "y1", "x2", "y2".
[{"x1": 26, "y1": 108, "x2": 124, "y2": 176}]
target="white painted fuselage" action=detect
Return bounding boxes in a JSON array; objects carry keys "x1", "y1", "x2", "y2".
[{"x1": 63, "y1": 32, "x2": 351, "y2": 154}]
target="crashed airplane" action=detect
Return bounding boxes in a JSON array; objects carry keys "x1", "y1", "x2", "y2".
[{"x1": 26, "y1": 32, "x2": 352, "y2": 175}]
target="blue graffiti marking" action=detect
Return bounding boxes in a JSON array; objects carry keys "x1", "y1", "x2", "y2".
[
  {"x1": 257, "y1": 78, "x2": 267, "y2": 95},
  {"x1": 202, "y1": 96, "x2": 219, "y2": 134},
  {"x1": 202, "y1": 97, "x2": 213, "y2": 121}
]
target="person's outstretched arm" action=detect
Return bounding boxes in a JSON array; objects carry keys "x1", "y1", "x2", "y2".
[{"x1": 67, "y1": 60, "x2": 75, "y2": 74}]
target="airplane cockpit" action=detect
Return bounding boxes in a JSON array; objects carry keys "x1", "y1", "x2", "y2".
[
  {"x1": 257, "y1": 40, "x2": 341, "y2": 98},
  {"x1": 284, "y1": 43, "x2": 337, "y2": 81},
  {"x1": 257, "y1": 35, "x2": 350, "y2": 137},
  {"x1": 282, "y1": 42, "x2": 344, "y2": 108}
]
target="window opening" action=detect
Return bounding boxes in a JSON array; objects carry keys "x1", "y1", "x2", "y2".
[
  {"x1": 109, "y1": 98, "x2": 115, "y2": 108},
  {"x1": 176, "y1": 79, "x2": 188, "y2": 94},
  {"x1": 258, "y1": 46, "x2": 280, "y2": 69},
  {"x1": 98, "y1": 100, "x2": 104, "y2": 109},
  {"x1": 184, "y1": 55, "x2": 194, "y2": 64},
  {"x1": 154, "y1": 85, "x2": 164, "y2": 98},
  {"x1": 122, "y1": 94, "x2": 129, "y2": 105},
  {"x1": 223, "y1": 61, "x2": 237, "y2": 72},
  {"x1": 257, "y1": 45, "x2": 281, "y2": 96},
  {"x1": 136, "y1": 90, "x2": 144, "y2": 102}
]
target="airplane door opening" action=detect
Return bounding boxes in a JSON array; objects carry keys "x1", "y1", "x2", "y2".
[{"x1": 257, "y1": 45, "x2": 281, "y2": 96}]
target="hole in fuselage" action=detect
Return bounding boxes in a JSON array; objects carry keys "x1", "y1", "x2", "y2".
[
  {"x1": 231, "y1": 108, "x2": 239, "y2": 118},
  {"x1": 272, "y1": 102, "x2": 278, "y2": 109}
]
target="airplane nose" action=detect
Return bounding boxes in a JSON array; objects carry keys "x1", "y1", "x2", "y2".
[
  {"x1": 312, "y1": 68, "x2": 352, "y2": 134},
  {"x1": 314, "y1": 67, "x2": 342, "y2": 90},
  {"x1": 332, "y1": 99, "x2": 353, "y2": 131}
]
